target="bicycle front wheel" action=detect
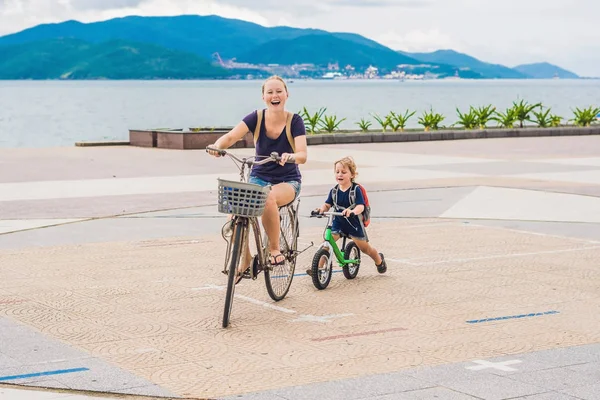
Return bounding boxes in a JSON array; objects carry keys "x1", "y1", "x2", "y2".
[
  {"x1": 264, "y1": 205, "x2": 298, "y2": 301},
  {"x1": 311, "y1": 247, "x2": 332, "y2": 290},
  {"x1": 222, "y1": 218, "x2": 246, "y2": 328}
]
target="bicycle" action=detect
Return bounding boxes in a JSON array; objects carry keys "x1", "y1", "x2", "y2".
[
  {"x1": 308, "y1": 210, "x2": 362, "y2": 290},
  {"x1": 207, "y1": 146, "x2": 304, "y2": 328}
]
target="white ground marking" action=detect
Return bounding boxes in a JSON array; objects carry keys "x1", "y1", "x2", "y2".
[
  {"x1": 463, "y1": 221, "x2": 600, "y2": 245},
  {"x1": 441, "y1": 186, "x2": 600, "y2": 223},
  {"x1": 0, "y1": 219, "x2": 86, "y2": 234},
  {"x1": 392, "y1": 246, "x2": 600, "y2": 266},
  {"x1": 466, "y1": 359, "x2": 522, "y2": 372},
  {"x1": 291, "y1": 314, "x2": 354, "y2": 323},
  {"x1": 195, "y1": 285, "x2": 353, "y2": 322}
]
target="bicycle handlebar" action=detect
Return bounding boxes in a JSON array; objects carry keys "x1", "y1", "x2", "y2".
[
  {"x1": 207, "y1": 145, "x2": 287, "y2": 166},
  {"x1": 310, "y1": 210, "x2": 353, "y2": 218}
]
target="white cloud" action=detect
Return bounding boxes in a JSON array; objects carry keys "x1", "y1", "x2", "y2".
[
  {"x1": 69, "y1": 0, "x2": 145, "y2": 11},
  {"x1": 0, "y1": 0, "x2": 271, "y2": 35},
  {"x1": 376, "y1": 29, "x2": 461, "y2": 53}
]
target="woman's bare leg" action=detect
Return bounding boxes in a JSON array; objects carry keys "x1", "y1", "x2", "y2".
[{"x1": 262, "y1": 183, "x2": 295, "y2": 264}]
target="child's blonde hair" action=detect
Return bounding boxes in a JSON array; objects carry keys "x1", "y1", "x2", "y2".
[
  {"x1": 261, "y1": 75, "x2": 288, "y2": 94},
  {"x1": 334, "y1": 156, "x2": 358, "y2": 182}
]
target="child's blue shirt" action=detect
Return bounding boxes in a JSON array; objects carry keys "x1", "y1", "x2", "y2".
[{"x1": 325, "y1": 184, "x2": 366, "y2": 239}]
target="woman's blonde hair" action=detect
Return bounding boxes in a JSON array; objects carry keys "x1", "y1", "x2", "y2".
[
  {"x1": 261, "y1": 75, "x2": 288, "y2": 94},
  {"x1": 334, "y1": 156, "x2": 358, "y2": 181}
]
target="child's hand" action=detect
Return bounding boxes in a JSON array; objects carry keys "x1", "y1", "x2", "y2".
[{"x1": 342, "y1": 208, "x2": 354, "y2": 217}]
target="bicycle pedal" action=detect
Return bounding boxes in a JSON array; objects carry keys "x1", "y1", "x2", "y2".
[{"x1": 241, "y1": 272, "x2": 252, "y2": 280}]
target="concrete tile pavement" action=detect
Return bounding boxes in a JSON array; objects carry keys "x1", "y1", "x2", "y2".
[{"x1": 1, "y1": 136, "x2": 600, "y2": 399}]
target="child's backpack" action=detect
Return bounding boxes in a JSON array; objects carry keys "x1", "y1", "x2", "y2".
[
  {"x1": 332, "y1": 182, "x2": 371, "y2": 227},
  {"x1": 253, "y1": 109, "x2": 295, "y2": 152}
]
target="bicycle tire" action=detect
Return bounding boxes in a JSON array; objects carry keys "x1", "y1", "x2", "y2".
[
  {"x1": 311, "y1": 247, "x2": 332, "y2": 290},
  {"x1": 342, "y1": 241, "x2": 361, "y2": 279},
  {"x1": 265, "y1": 205, "x2": 297, "y2": 301},
  {"x1": 222, "y1": 218, "x2": 245, "y2": 328}
]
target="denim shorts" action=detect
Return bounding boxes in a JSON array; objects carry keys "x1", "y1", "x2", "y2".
[
  {"x1": 331, "y1": 230, "x2": 368, "y2": 242},
  {"x1": 249, "y1": 176, "x2": 301, "y2": 199}
]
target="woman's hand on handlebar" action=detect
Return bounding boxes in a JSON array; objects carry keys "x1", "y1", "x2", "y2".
[
  {"x1": 206, "y1": 145, "x2": 225, "y2": 157},
  {"x1": 279, "y1": 152, "x2": 295, "y2": 166}
]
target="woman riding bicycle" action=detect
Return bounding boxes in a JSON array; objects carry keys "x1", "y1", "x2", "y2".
[{"x1": 207, "y1": 75, "x2": 308, "y2": 277}]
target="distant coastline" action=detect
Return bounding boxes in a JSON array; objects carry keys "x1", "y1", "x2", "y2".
[{"x1": 0, "y1": 15, "x2": 586, "y2": 80}]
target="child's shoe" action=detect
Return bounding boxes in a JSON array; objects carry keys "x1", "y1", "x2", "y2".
[{"x1": 376, "y1": 253, "x2": 387, "y2": 274}]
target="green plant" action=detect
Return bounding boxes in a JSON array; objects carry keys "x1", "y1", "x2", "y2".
[
  {"x1": 550, "y1": 115, "x2": 563, "y2": 127},
  {"x1": 454, "y1": 107, "x2": 478, "y2": 129},
  {"x1": 511, "y1": 99, "x2": 542, "y2": 128},
  {"x1": 356, "y1": 118, "x2": 372, "y2": 132},
  {"x1": 300, "y1": 106, "x2": 327, "y2": 134},
  {"x1": 531, "y1": 107, "x2": 559, "y2": 128},
  {"x1": 570, "y1": 106, "x2": 600, "y2": 127},
  {"x1": 371, "y1": 113, "x2": 392, "y2": 132},
  {"x1": 388, "y1": 110, "x2": 416, "y2": 132},
  {"x1": 474, "y1": 104, "x2": 496, "y2": 128},
  {"x1": 320, "y1": 114, "x2": 346, "y2": 133},
  {"x1": 491, "y1": 107, "x2": 518, "y2": 128},
  {"x1": 418, "y1": 108, "x2": 445, "y2": 131}
]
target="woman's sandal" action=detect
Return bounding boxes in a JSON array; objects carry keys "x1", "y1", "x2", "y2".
[{"x1": 269, "y1": 253, "x2": 286, "y2": 266}]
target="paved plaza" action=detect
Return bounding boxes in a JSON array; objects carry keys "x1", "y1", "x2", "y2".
[{"x1": 1, "y1": 135, "x2": 599, "y2": 399}]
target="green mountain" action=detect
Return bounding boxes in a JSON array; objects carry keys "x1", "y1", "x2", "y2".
[
  {"x1": 513, "y1": 62, "x2": 579, "y2": 79},
  {"x1": 0, "y1": 15, "x2": 395, "y2": 60},
  {"x1": 0, "y1": 38, "x2": 230, "y2": 79},
  {"x1": 0, "y1": 15, "x2": 579, "y2": 80},
  {"x1": 0, "y1": 15, "x2": 485, "y2": 79},
  {"x1": 399, "y1": 49, "x2": 530, "y2": 79}
]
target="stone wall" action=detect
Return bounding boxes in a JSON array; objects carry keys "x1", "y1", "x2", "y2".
[
  {"x1": 129, "y1": 129, "x2": 253, "y2": 149},
  {"x1": 305, "y1": 126, "x2": 600, "y2": 145},
  {"x1": 128, "y1": 126, "x2": 600, "y2": 149}
]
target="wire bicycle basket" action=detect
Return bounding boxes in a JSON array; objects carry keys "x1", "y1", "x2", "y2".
[{"x1": 217, "y1": 178, "x2": 271, "y2": 217}]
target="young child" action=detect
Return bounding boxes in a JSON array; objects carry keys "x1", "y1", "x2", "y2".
[{"x1": 313, "y1": 156, "x2": 387, "y2": 274}]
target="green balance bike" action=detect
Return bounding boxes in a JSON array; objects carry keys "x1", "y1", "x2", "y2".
[{"x1": 309, "y1": 210, "x2": 361, "y2": 290}]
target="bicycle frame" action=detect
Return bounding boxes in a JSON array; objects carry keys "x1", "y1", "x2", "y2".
[
  {"x1": 221, "y1": 214, "x2": 271, "y2": 280},
  {"x1": 209, "y1": 146, "x2": 302, "y2": 279},
  {"x1": 316, "y1": 212, "x2": 360, "y2": 267}
]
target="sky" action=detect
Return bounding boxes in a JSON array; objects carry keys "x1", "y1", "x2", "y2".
[{"x1": 0, "y1": 0, "x2": 598, "y2": 77}]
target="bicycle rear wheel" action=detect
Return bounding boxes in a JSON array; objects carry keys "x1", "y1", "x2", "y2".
[
  {"x1": 265, "y1": 205, "x2": 298, "y2": 301},
  {"x1": 342, "y1": 241, "x2": 361, "y2": 279},
  {"x1": 222, "y1": 218, "x2": 247, "y2": 328}
]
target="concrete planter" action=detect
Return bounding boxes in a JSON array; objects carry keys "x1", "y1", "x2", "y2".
[
  {"x1": 305, "y1": 125, "x2": 600, "y2": 146},
  {"x1": 129, "y1": 128, "x2": 253, "y2": 150},
  {"x1": 129, "y1": 129, "x2": 158, "y2": 148},
  {"x1": 126, "y1": 125, "x2": 600, "y2": 150}
]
